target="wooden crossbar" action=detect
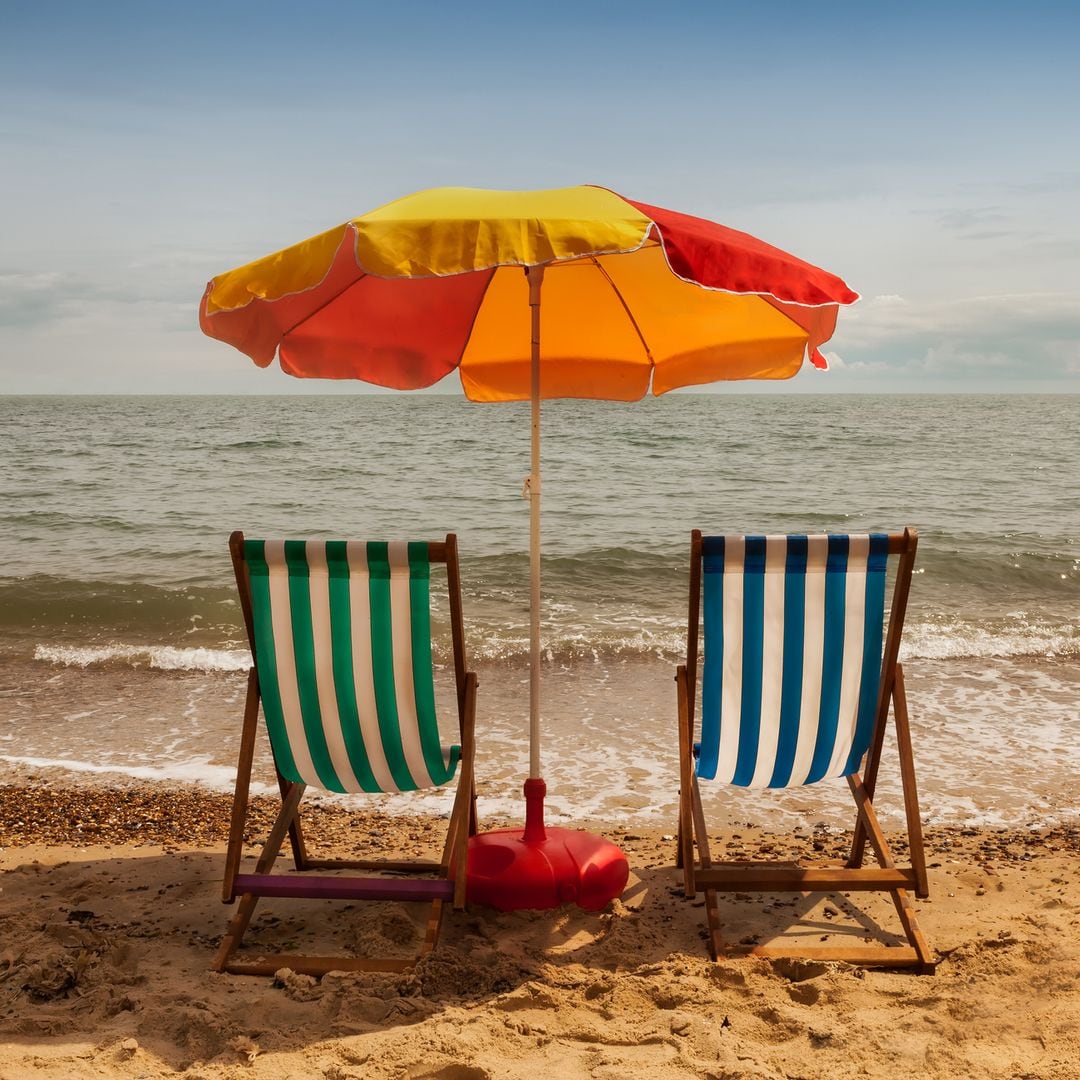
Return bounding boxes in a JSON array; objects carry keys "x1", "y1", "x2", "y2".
[
  {"x1": 302, "y1": 857, "x2": 444, "y2": 872},
  {"x1": 694, "y1": 866, "x2": 919, "y2": 892},
  {"x1": 233, "y1": 874, "x2": 456, "y2": 903}
]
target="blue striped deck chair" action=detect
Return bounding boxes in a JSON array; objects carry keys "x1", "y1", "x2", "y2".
[
  {"x1": 676, "y1": 529, "x2": 933, "y2": 971},
  {"x1": 216, "y1": 531, "x2": 478, "y2": 977}
]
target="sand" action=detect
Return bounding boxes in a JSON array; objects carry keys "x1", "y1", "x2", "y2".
[{"x1": 0, "y1": 782, "x2": 1078, "y2": 1080}]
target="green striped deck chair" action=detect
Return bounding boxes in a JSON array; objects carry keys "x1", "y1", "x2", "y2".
[
  {"x1": 216, "y1": 531, "x2": 478, "y2": 978},
  {"x1": 676, "y1": 528, "x2": 934, "y2": 972}
]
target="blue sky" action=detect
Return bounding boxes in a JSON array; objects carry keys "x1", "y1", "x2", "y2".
[{"x1": 2, "y1": 1, "x2": 1078, "y2": 393}]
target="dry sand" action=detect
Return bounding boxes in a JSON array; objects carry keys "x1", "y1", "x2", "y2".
[{"x1": 1, "y1": 782, "x2": 1078, "y2": 1080}]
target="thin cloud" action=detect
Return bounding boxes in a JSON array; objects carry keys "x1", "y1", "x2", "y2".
[
  {"x1": 936, "y1": 206, "x2": 1009, "y2": 231},
  {"x1": 0, "y1": 271, "x2": 88, "y2": 328},
  {"x1": 0, "y1": 263, "x2": 205, "y2": 333},
  {"x1": 832, "y1": 292, "x2": 1080, "y2": 382},
  {"x1": 842, "y1": 291, "x2": 1080, "y2": 341},
  {"x1": 1008, "y1": 171, "x2": 1080, "y2": 196}
]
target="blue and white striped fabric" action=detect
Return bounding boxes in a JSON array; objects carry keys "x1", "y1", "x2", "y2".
[{"x1": 698, "y1": 533, "x2": 889, "y2": 788}]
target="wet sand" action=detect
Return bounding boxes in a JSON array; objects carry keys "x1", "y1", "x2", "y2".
[{"x1": 1, "y1": 780, "x2": 1078, "y2": 1078}]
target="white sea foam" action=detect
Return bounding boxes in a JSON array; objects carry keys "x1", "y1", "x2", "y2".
[
  {"x1": 28, "y1": 612, "x2": 1077, "y2": 677},
  {"x1": 34, "y1": 643, "x2": 250, "y2": 672},
  {"x1": 904, "y1": 620, "x2": 1078, "y2": 660},
  {"x1": 0, "y1": 753, "x2": 271, "y2": 793}
]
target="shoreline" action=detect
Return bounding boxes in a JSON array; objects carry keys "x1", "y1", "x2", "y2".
[
  {"x1": 4, "y1": 646, "x2": 1079, "y2": 833},
  {"x1": 1, "y1": 780, "x2": 1078, "y2": 1078},
  {"x1": 2, "y1": 778, "x2": 1077, "y2": 856}
]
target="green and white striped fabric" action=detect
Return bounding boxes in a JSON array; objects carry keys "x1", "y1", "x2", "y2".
[{"x1": 245, "y1": 539, "x2": 460, "y2": 794}]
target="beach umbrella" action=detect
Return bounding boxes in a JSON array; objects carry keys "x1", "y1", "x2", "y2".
[{"x1": 199, "y1": 185, "x2": 858, "y2": 911}]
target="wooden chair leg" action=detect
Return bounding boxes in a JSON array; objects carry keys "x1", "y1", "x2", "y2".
[
  {"x1": 420, "y1": 899, "x2": 447, "y2": 957},
  {"x1": 274, "y1": 772, "x2": 309, "y2": 870},
  {"x1": 702, "y1": 889, "x2": 723, "y2": 961},
  {"x1": 468, "y1": 784, "x2": 479, "y2": 838},
  {"x1": 446, "y1": 671, "x2": 477, "y2": 910},
  {"x1": 214, "y1": 892, "x2": 260, "y2": 972},
  {"x1": 223, "y1": 668, "x2": 261, "y2": 902},
  {"x1": 676, "y1": 667, "x2": 695, "y2": 893},
  {"x1": 847, "y1": 773, "x2": 935, "y2": 970},
  {"x1": 447, "y1": 758, "x2": 473, "y2": 910},
  {"x1": 891, "y1": 665, "x2": 929, "y2": 897},
  {"x1": 214, "y1": 784, "x2": 305, "y2": 970},
  {"x1": 691, "y1": 775, "x2": 711, "y2": 870},
  {"x1": 888, "y1": 887, "x2": 935, "y2": 970},
  {"x1": 216, "y1": 781, "x2": 306, "y2": 967},
  {"x1": 849, "y1": 668, "x2": 895, "y2": 870}
]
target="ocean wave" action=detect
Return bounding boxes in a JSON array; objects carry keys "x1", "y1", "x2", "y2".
[
  {"x1": 469, "y1": 620, "x2": 1079, "y2": 664},
  {"x1": 33, "y1": 643, "x2": 250, "y2": 672},
  {"x1": 904, "y1": 620, "x2": 1079, "y2": 661},
  {"x1": 469, "y1": 626, "x2": 688, "y2": 665},
  {"x1": 221, "y1": 438, "x2": 305, "y2": 450},
  {"x1": 27, "y1": 615, "x2": 1077, "y2": 673},
  {"x1": 3, "y1": 541, "x2": 1075, "y2": 608},
  {"x1": 0, "y1": 576, "x2": 241, "y2": 632},
  {"x1": 0, "y1": 753, "x2": 267, "y2": 792}
]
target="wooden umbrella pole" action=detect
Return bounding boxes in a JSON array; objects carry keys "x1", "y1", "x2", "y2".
[{"x1": 527, "y1": 264, "x2": 544, "y2": 780}]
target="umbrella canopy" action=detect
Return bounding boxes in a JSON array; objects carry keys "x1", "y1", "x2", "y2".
[
  {"x1": 200, "y1": 185, "x2": 858, "y2": 911},
  {"x1": 200, "y1": 185, "x2": 857, "y2": 401}
]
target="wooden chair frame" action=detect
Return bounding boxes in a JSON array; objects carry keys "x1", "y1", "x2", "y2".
[
  {"x1": 215, "y1": 531, "x2": 478, "y2": 977},
  {"x1": 676, "y1": 527, "x2": 934, "y2": 972}
]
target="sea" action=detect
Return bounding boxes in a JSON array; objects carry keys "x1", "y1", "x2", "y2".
[{"x1": 1, "y1": 394, "x2": 1077, "y2": 831}]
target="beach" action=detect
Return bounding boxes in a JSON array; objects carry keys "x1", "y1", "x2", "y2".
[
  {"x1": 2, "y1": 394, "x2": 1077, "y2": 1076},
  {"x1": 1, "y1": 778, "x2": 1078, "y2": 1080},
  {"x1": 5, "y1": 0, "x2": 1080, "y2": 1074}
]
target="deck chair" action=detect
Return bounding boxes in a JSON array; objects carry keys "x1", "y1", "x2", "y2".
[
  {"x1": 215, "y1": 531, "x2": 478, "y2": 977},
  {"x1": 676, "y1": 529, "x2": 934, "y2": 971}
]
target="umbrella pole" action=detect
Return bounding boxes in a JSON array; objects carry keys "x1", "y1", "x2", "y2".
[
  {"x1": 527, "y1": 264, "x2": 544, "y2": 784},
  {"x1": 466, "y1": 260, "x2": 627, "y2": 909},
  {"x1": 522, "y1": 264, "x2": 548, "y2": 843}
]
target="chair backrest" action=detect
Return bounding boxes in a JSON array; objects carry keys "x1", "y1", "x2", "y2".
[
  {"x1": 235, "y1": 537, "x2": 462, "y2": 794},
  {"x1": 688, "y1": 531, "x2": 916, "y2": 789}
]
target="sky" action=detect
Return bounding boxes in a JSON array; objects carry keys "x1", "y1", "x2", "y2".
[{"x1": 1, "y1": 0, "x2": 1078, "y2": 395}]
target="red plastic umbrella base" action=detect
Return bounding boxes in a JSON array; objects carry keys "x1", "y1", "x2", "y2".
[{"x1": 465, "y1": 778, "x2": 629, "y2": 912}]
